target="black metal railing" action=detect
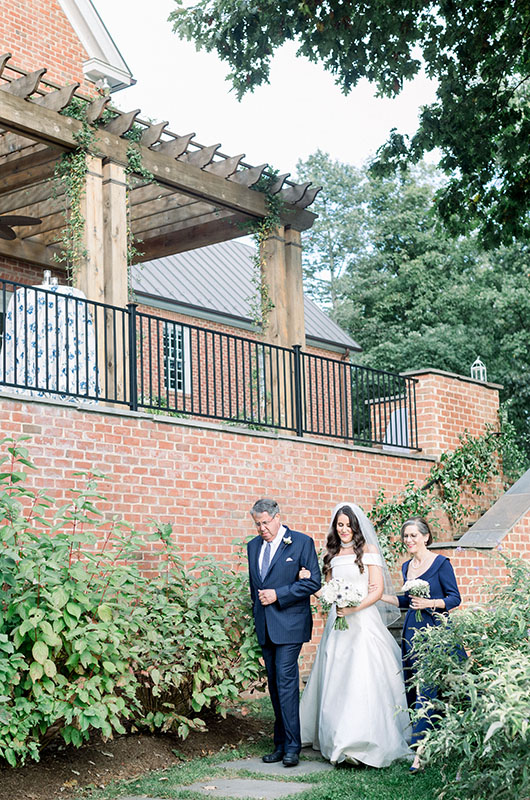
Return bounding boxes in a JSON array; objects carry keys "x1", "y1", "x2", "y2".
[
  {"x1": 0, "y1": 280, "x2": 419, "y2": 450},
  {"x1": 0, "y1": 279, "x2": 130, "y2": 405}
]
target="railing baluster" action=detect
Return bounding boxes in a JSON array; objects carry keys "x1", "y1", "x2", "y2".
[{"x1": 0, "y1": 278, "x2": 419, "y2": 450}]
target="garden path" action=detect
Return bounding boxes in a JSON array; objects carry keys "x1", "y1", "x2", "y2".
[{"x1": 123, "y1": 747, "x2": 332, "y2": 799}]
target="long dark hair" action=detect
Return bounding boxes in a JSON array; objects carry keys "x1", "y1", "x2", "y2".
[{"x1": 323, "y1": 505, "x2": 365, "y2": 576}]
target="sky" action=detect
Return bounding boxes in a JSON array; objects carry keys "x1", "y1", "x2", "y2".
[{"x1": 92, "y1": 0, "x2": 438, "y2": 179}]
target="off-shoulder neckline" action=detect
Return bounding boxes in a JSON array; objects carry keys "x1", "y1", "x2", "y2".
[{"x1": 330, "y1": 552, "x2": 381, "y2": 564}]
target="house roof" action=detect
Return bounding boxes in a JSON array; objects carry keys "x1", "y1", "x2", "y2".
[
  {"x1": 58, "y1": 0, "x2": 135, "y2": 91},
  {"x1": 131, "y1": 240, "x2": 361, "y2": 352}
]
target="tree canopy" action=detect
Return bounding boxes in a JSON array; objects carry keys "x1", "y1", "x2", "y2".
[
  {"x1": 295, "y1": 151, "x2": 530, "y2": 456},
  {"x1": 170, "y1": 0, "x2": 530, "y2": 245}
]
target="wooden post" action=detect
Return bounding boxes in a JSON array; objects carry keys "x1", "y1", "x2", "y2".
[
  {"x1": 284, "y1": 226, "x2": 306, "y2": 348},
  {"x1": 260, "y1": 225, "x2": 307, "y2": 431},
  {"x1": 260, "y1": 225, "x2": 288, "y2": 346},
  {"x1": 102, "y1": 160, "x2": 129, "y2": 403},
  {"x1": 76, "y1": 154, "x2": 104, "y2": 302},
  {"x1": 102, "y1": 161, "x2": 129, "y2": 308}
]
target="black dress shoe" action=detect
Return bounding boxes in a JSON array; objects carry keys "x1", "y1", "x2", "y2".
[
  {"x1": 282, "y1": 752, "x2": 299, "y2": 767},
  {"x1": 262, "y1": 750, "x2": 284, "y2": 763}
]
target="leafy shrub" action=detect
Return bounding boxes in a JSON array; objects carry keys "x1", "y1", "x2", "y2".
[
  {"x1": 411, "y1": 556, "x2": 530, "y2": 800},
  {"x1": 131, "y1": 536, "x2": 264, "y2": 738},
  {"x1": 0, "y1": 437, "x2": 264, "y2": 765}
]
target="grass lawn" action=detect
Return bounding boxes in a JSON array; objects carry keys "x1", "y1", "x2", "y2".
[{"x1": 73, "y1": 698, "x2": 443, "y2": 800}]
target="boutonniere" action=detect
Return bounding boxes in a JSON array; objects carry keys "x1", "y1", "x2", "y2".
[{"x1": 283, "y1": 535, "x2": 292, "y2": 545}]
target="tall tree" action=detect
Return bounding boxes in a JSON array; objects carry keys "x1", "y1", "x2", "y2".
[
  {"x1": 295, "y1": 151, "x2": 364, "y2": 310},
  {"x1": 295, "y1": 154, "x2": 530, "y2": 455},
  {"x1": 170, "y1": 0, "x2": 530, "y2": 245}
]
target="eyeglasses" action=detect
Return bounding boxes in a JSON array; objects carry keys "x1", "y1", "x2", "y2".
[{"x1": 254, "y1": 516, "x2": 277, "y2": 529}]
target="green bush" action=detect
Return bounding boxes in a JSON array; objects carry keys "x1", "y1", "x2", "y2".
[
  {"x1": 0, "y1": 437, "x2": 264, "y2": 765},
  {"x1": 411, "y1": 556, "x2": 530, "y2": 800},
  {"x1": 130, "y1": 529, "x2": 264, "y2": 739}
]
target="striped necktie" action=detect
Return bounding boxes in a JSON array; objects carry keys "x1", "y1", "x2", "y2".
[{"x1": 260, "y1": 542, "x2": 271, "y2": 579}]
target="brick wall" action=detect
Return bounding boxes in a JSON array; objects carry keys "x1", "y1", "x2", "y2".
[
  {"x1": 0, "y1": 0, "x2": 93, "y2": 92},
  {"x1": 0, "y1": 257, "x2": 65, "y2": 287},
  {"x1": 434, "y1": 512, "x2": 530, "y2": 606},
  {"x1": 0, "y1": 391, "x2": 437, "y2": 666},
  {"x1": 406, "y1": 369, "x2": 501, "y2": 457},
  {"x1": 0, "y1": 368, "x2": 502, "y2": 664}
]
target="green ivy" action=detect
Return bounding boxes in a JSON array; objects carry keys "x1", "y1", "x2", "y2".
[
  {"x1": 244, "y1": 170, "x2": 286, "y2": 330},
  {"x1": 370, "y1": 411, "x2": 526, "y2": 563},
  {"x1": 53, "y1": 100, "x2": 97, "y2": 283}
]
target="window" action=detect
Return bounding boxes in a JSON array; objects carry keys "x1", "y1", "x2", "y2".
[{"x1": 163, "y1": 323, "x2": 189, "y2": 392}]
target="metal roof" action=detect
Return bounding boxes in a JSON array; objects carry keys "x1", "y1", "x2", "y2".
[{"x1": 131, "y1": 240, "x2": 361, "y2": 352}]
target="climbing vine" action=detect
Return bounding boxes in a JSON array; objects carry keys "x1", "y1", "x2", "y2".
[
  {"x1": 53, "y1": 102, "x2": 156, "y2": 295},
  {"x1": 369, "y1": 409, "x2": 526, "y2": 565},
  {"x1": 53, "y1": 98, "x2": 96, "y2": 283},
  {"x1": 245, "y1": 170, "x2": 285, "y2": 330},
  {"x1": 123, "y1": 125, "x2": 155, "y2": 293}
]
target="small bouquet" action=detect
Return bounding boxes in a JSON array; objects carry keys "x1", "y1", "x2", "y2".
[
  {"x1": 320, "y1": 577, "x2": 363, "y2": 630},
  {"x1": 402, "y1": 578, "x2": 431, "y2": 622}
]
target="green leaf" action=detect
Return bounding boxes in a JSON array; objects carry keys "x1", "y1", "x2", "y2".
[
  {"x1": 66, "y1": 601, "x2": 82, "y2": 619},
  {"x1": 97, "y1": 604, "x2": 113, "y2": 622},
  {"x1": 32, "y1": 640, "x2": 49, "y2": 665},
  {"x1": 43, "y1": 659, "x2": 57, "y2": 678},
  {"x1": 51, "y1": 587, "x2": 68, "y2": 608},
  {"x1": 29, "y1": 661, "x2": 44, "y2": 681}
]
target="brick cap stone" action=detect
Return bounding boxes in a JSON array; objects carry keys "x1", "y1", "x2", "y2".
[
  {"x1": 455, "y1": 467, "x2": 530, "y2": 548},
  {"x1": 400, "y1": 367, "x2": 502, "y2": 390}
]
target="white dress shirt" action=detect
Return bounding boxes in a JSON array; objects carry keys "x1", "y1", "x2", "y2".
[{"x1": 258, "y1": 524, "x2": 287, "y2": 575}]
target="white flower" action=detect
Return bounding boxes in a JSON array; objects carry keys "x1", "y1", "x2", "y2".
[
  {"x1": 401, "y1": 578, "x2": 430, "y2": 598},
  {"x1": 283, "y1": 535, "x2": 292, "y2": 545},
  {"x1": 320, "y1": 577, "x2": 363, "y2": 631}
]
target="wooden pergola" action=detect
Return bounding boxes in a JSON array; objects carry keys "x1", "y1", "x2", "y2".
[{"x1": 0, "y1": 55, "x2": 320, "y2": 349}]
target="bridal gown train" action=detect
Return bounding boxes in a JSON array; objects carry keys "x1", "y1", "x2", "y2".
[{"x1": 300, "y1": 553, "x2": 412, "y2": 767}]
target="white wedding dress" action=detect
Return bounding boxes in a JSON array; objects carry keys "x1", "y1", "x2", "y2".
[{"x1": 300, "y1": 553, "x2": 412, "y2": 767}]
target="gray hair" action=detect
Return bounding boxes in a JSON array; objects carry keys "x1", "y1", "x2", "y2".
[
  {"x1": 400, "y1": 516, "x2": 433, "y2": 546},
  {"x1": 250, "y1": 498, "x2": 280, "y2": 518}
]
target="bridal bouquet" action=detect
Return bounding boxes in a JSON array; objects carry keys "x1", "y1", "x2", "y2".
[
  {"x1": 320, "y1": 577, "x2": 363, "y2": 630},
  {"x1": 402, "y1": 578, "x2": 431, "y2": 622}
]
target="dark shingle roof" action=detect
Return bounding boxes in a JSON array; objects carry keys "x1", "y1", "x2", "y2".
[{"x1": 131, "y1": 240, "x2": 360, "y2": 352}]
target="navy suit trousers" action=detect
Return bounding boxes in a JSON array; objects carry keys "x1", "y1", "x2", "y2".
[{"x1": 261, "y1": 630, "x2": 303, "y2": 754}]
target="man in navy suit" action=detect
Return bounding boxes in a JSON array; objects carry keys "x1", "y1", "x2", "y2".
[{"x1": 248, "y1": 498, "x2": 321, "y2": 767}]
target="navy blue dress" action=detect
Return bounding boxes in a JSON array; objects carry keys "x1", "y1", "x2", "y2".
[{"x1": 398, "y1": 554, "x2": 462, "y2": 746}]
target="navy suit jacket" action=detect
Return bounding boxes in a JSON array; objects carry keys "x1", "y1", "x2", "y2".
[{"x1": 247, "y1": 525, "x2": 321, "y2": 646}]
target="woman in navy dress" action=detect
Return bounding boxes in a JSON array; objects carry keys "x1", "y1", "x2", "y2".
[{"x1": 382, "y1": 517, "x2": 462, "y2": 771}]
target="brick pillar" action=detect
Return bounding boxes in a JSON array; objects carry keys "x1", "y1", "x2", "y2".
[{"x1": 403, "y1": 369, "x2": 501, "y2": 457}]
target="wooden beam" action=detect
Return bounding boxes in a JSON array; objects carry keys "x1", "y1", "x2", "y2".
[
  {"x1": 130, "y1": 194, "x2": 198, "y2": 225},
  {"x1": 0, "y1": 234, "x2": 60, "y2": 267},
  {"x1": 134, "y1": 213, "x2": 249, "y2": 262},
  {"x1": 18, "y1": 205, "x2": 66, "y2": 238},
  {"x1": 0, "y1": 91, "x2": 317, "y2": 239},
  {"x1": 0, "y1": 91, "x2": 312, "y2": 225},
  {"x1": 132, "y1": 203, "x2": 220, "y2": 239},
  {"x1": 0, "y1": 148, "x2": 60, "y2": 194},
  {"x1": 0, "y1": 181, "x2": 64, "y2": 214}
]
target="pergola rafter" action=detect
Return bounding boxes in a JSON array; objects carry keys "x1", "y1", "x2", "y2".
[{"x1": 0, "y1": 54, "x2": 320, "y2": 351}]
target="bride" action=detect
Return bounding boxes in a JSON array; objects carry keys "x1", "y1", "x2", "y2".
[{"x1": 299, "y1": 502, "x2": 411, "y2": 768}]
